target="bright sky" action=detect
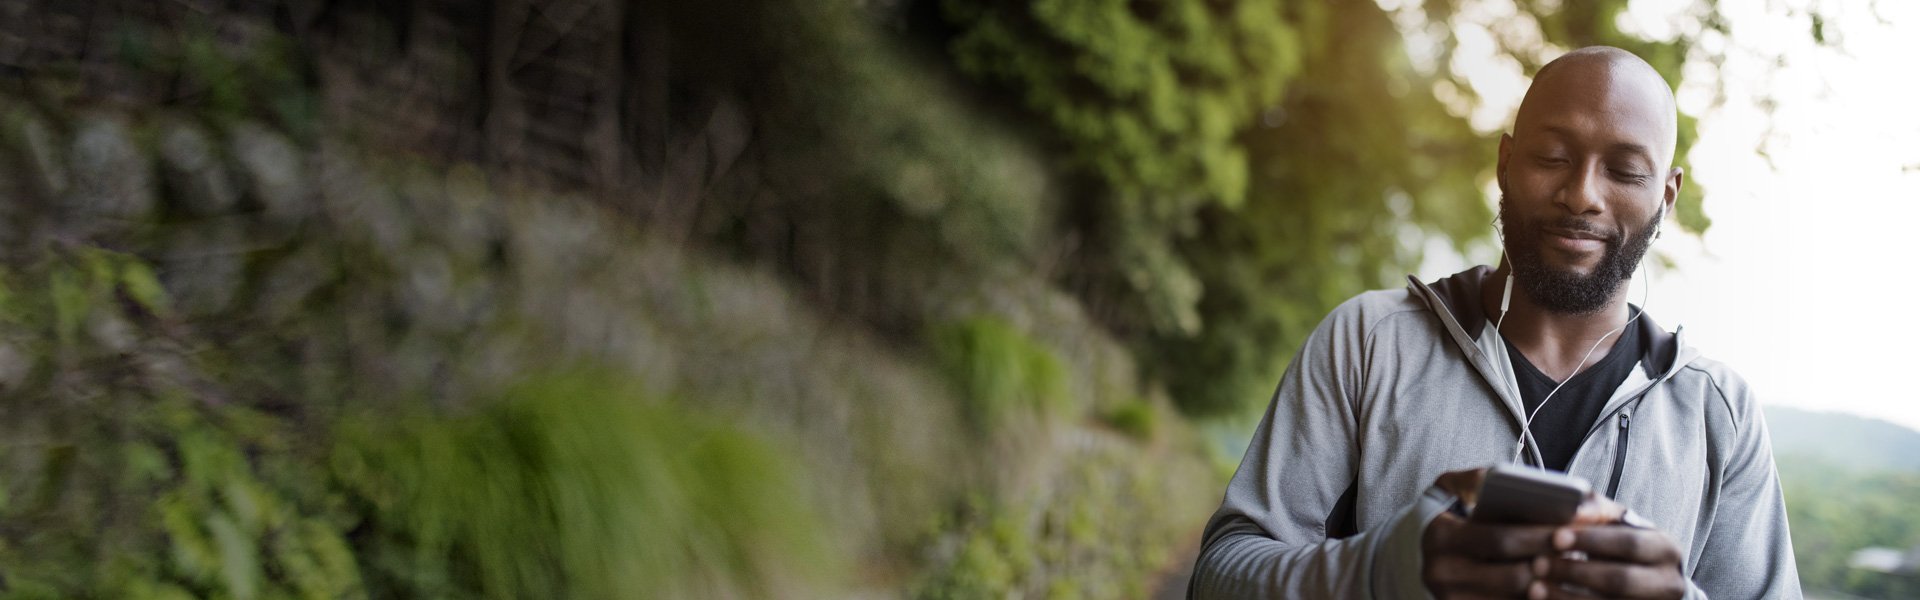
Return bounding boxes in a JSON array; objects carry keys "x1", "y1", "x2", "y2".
[{"x1": 1399, "y1": 0, "x2": 1920, "y2": 430}]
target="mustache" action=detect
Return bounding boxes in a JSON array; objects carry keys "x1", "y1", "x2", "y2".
[{"x1": 1536, "y1": 217, "x2": 1619, "y2": 241}]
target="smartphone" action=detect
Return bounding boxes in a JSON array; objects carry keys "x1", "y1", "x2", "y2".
[{"x1": 1469, "y1": 464, "x2": 1591, "y2": 526}]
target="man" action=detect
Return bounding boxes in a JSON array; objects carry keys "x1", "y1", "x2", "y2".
[{"x1": 1187, "y1": 47, "x2": 1800, "y2": 599}]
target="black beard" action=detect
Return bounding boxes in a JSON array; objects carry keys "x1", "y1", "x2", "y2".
[{"x1": 1498, "y1": 196, "x2": 1660, "y2": 315}]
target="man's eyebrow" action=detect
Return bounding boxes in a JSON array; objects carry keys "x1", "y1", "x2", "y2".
[
  {"x1": 1537, "y1": 125, "x2": 1655, "y2": 167},
  {"x1": 1605, "y1": 143, "x2": 1656, "y2": 170}
]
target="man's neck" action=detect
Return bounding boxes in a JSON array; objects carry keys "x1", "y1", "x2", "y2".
[{"x1": 1480, "y1": 263, "x2": 1633, "y2": 382}]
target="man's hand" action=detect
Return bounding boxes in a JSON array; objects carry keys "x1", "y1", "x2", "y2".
[
  {"x1": 1422, "y1": 468, "x2": 1688, "y2": 599},
  {"x1": 1531, "y1": 526, "x2": 1687, "y2": 599},
  {"x1": 1424, "y1": 510, "x2": 1563, "y2": 598},
  {"x1": 1424, "y1": 468, "x2": 1563, "y2": 598}
]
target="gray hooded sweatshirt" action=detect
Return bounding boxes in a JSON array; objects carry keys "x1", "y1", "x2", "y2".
[{"x1": 1188, "y1": 266, "x2": 1800, "y2": 599}]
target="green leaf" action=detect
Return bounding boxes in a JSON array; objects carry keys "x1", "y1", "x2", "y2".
[
  {"x1": 208, "y1": 512, "x2": 260, "y2": 600},
  {"x1": 119, "y1": 259, "x2": 172, "y2": 314}
]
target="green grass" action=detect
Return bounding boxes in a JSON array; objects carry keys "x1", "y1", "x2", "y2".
[
  {"x1": 930, "y1": 317, "x2": 1071, "y2": 435},
  {"x1": 333, "y1": 369, "x2": 843, "y2": 598}
]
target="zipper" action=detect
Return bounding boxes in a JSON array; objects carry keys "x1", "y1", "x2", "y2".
[
  {"x1": 1407, "y1": 276, "x2": 1695, "y2": 482},
  {"x1": 1607, "y1": 410, "x2": 1631, "y2": 498},
  {"x1": 1564, "y1": 372, "x2": 1668, "y2": 478}
]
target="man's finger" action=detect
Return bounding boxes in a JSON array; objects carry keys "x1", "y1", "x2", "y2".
[
  {"x1": 1435, "y1": 468, "x2": 1490, "y2": 504},
  {"x1": 1529, "y1": 557, "x2": 1605, "y2": 600},
  {"x1": 1563, "y1": 526, "x2": 1683, "y2": 565},
  {"x1": 1539, "y1": 557, "x2": 1687, "y2": 599},
  {"x1": 1538, "y1": 581, "x2": 1605, "y2": 600},
  {"x1": 1425, "y1": 554, "x2": 1536, "y2": 597},
  {"x1": 1568, "y1": 494, "x2": 1627, "y2": 526},
  {"x1": 1436, "y1": 519, "x2": 1562, "y2": 560}
]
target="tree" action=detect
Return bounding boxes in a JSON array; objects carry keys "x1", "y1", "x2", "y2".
[{"x1": 940, "y1": 0, "x2": 1727, "y2": 416}]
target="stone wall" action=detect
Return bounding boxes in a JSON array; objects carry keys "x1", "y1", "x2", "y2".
[
  {"x1": 0, "y1": 0, "x2": 1224, "y2": 595},
  {"x1": 0, "y1": 83, "x2": 1216, "y2": 594}
]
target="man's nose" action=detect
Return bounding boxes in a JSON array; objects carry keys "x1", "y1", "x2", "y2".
[{"x1": 1555, "y1": 161, "x2": 1606, "y2": 215}]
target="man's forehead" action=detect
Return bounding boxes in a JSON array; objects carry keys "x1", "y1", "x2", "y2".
[{"x1": 1513, "y1": 49, "x2": 1677, "y2": 164}]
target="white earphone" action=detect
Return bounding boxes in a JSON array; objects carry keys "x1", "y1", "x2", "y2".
[{"x1": 1498, "y1": 204, "x2": 1665, "y2": 464}]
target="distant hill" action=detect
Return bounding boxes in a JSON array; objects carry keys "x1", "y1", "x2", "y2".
[{"x1": 1765, "y1": 406, "x2": 1920, "y2": 473}]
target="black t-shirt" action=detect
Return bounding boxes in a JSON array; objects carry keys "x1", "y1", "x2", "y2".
[{"x1": 1503, "y1": 316, "x2": 1644, "y2": 472}]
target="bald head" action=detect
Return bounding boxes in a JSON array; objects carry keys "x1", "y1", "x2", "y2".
[
  {"x1": 1514, "y1": 46, "x2": 1679, "y2": 169},
  {"x1": 1493, "y1": 46, "x2": 1683, "y2": 315}
]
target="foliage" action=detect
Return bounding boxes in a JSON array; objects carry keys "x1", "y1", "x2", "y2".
[
  {"x1": 1156, "y1": 2, "x2": 1491, "y2": 416},
  {"x1": 931, "y1": 317, "x2": 1071, "y2": 434},
  {"x1": 112, "y1": 17, "x2": 319, "y2": 139},
  {"x1": 913, "y1": 499, "x2": 1034, "y2": 600},
  {"x1": 1777, "y1": 455, "x2": 1920, "y2": 599},
  {"x1": 944, "y1": 0, "x2": 1302, "y2": 337},
  {"x1": 1101, "y1": 397, "x2": 1157, "y2": 442},
  {"x1": 911, "y1": 445, "x2": 1207, "y2": 600},
  {"x1": 944, "y1": 0, "x2": 1307, "y2": 336},
  {"x1": 0, "y1": 249, "x2": 361, "y2": 599},
  {"x1": 334, "y1": 370, "x2": 840, "y2": 598},
  {"x1": 656, "y1": 0, "x2": 1057, "y2": 336},
  {"x1": 0, "y1": 249, "x2": 842, "y2": 599},
  {"x1": 945, "y1": 0, "x2": 1298, "y2": 213},
  {"x1": 942, "y1": 0, "x2": 1728, "y2": 416},
  {"x1": 144, "y1": 400, "x2": 364, "y2": 600}
]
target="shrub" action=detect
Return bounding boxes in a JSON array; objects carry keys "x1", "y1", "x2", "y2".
[{"x1": 930, "y1": 317, "x2": 1071, "y2": 434}]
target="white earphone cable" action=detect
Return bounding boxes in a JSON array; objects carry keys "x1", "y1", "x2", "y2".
[
  {"x1": 1498, "y1": 217, "x2": 1659, "y2": 465},
  {"x1": 1505, "y1": 277, "x2": 1647, "y2": 464}
]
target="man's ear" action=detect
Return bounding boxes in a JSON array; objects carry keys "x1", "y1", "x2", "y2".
[
  {"x1": 1497, "y1": 133, "x2": 1514, "y2": 193},
  {"x1": 1664, "y1": 166, "x2": 1684, "y2": 212}
]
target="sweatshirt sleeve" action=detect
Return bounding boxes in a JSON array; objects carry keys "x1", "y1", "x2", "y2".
[
  {"x1": 1686, "y1": 374, "x2": 1803, "y2": 599},
  {"x1": 1187, "y1": 301, "x2": 1450, "y2": 598}
]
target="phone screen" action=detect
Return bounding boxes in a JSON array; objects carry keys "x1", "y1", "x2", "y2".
[{"x1": 1469, "y1": 465, "x2": 1591, "y2": 525}]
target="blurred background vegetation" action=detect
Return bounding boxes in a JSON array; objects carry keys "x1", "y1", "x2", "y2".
[{"x1": 0, "y1": 0, "x2": 1911, "y2": 597}]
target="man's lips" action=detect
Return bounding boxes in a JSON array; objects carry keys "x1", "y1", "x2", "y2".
[
  {"x1": 1543, "y1": 226, "x2": 1609, "y2": 253},
  {"x1": 1544, "y1": 226, "x2": 1609, "y2": 240}
]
